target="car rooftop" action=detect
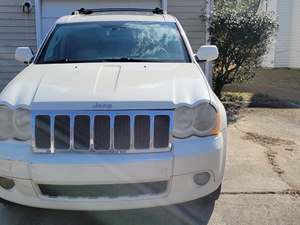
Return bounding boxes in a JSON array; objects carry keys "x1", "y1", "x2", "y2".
[{"x1": 56, "y1": 12, "x2": 177, "y2": 24}]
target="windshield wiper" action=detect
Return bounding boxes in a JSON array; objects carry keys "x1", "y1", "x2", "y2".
[
  {"x1": 40, "y1": 57, "x2": 161, "y2": 64},
  {"x1": 42, "y1": 58, "x2": 71, "y2": 64}
]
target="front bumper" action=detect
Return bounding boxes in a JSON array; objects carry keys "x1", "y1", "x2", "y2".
[{"x1": 0, "y1": 131, "x2": 226, "y2": 210}]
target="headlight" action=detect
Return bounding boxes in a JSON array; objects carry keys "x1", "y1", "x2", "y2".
[
  {"x1": 173, "y1": 102, "x2": 220, "y2": 138},
  {"x1": 0, "y1": 105, "x2": 15, "y2": 140},
  {"x1": 0, "y1": 105, "x2": 31, "y2": 141},
  {"x1": 192, "y1": 103, "x2": 220, "y2": 136},
  {"x1": 173, "y1": 106, "x2": 194, "y2": 138},
  {"x1": 13, "y1": 108, "x2": 31, "y2": 141}
]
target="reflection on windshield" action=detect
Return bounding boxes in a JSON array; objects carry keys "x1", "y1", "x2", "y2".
[{"x1": 36, "y1": 22, "x2": 190, "y2": 64}]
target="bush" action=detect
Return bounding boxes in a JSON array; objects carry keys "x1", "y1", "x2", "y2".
[{"x1": 210, "y1": 1, "x2": 278, "y2": 97}]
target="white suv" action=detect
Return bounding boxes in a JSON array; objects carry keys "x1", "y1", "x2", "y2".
[{"x1": 0, "y1": 8, "x2": 227, "y2": 210}]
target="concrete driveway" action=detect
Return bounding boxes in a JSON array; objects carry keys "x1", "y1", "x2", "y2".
[{"x1": 0, "y1": 106, "x2": 299, "y2": 225}]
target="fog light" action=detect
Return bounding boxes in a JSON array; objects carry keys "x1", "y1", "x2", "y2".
[
  {"x1": 193, "y1": 172, "x2": 210, "y2": 186},
  {"x1": 0, "y1": 177, "x2": 15, "y2": 190}
]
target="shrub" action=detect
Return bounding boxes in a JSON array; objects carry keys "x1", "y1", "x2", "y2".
[{"x1": 210, "y1": 1, "x2": 278, "y2": 97}]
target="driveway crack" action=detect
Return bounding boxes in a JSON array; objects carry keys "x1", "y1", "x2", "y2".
[
  {"x1": 221, "y1": 190, "x2": 300, "y2": 197},
  {"x1": 232, "y1": 124, "x2": 299, "y2": 191}
]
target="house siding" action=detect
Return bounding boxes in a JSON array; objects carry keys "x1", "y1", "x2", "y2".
[
  {"x1": 168, "y1": 0, "x2": 207, "y2": 52},
  {"x1": 273, "y1": 0, "x2": 300, "y2": 68},
  {"x1": 0, "y1": 0, "x2": 207, "y2": 91},
  {"x1": 288, "y1": 0, "x2": 300, "y2": 68},
  {"x1": 264, "y1": 0, "x2": 300, "y2": 68},
  {"x1": 273, "y1": 0, "x2": 292, "y2": 68},
  {"x1": 0, "y1": 0, "x2": 36, "y2": 91}
]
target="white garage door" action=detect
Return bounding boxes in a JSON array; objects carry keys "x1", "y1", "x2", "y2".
[{"x1": 38, "y1": 0, "x2": 163, "y2": 45}]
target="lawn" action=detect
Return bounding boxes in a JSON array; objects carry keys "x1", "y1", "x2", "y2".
[{"x1": 224, "y1": 69, "x2": 300, "y2": 105}]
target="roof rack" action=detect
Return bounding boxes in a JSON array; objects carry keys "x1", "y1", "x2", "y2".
[{"x1": 71, "y1": 7, "x2": 164, "y2": 15}]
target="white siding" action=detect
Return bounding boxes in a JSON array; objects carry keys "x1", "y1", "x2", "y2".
[
  {"x1": 264, "y1": 0, "x2": 300, "y2": 68},
  {"x1": 0, "y1": 0, "x2": 36, "y2": 91},
  {"x1": 168, "y1": 0, "x2": 207, "y2": 52},
  {"x1": 273, "y1": 0, "x2": 292, "y2": 67},
  {"x1": 288, "y1": 0, "x2": 300, "y2": 68}
]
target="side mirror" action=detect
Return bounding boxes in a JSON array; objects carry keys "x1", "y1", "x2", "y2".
[
  {"x1": 15, "y1": 47, "x2": 33, "y2": 64},
  {"x1": 196, "y1": 45, "x2": 219, "y2": 62}
]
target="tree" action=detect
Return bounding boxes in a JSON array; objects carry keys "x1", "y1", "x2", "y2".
[
  {"x1": 210, "y1": 1, "x2": 278, "y2": 97},
  {"x1": 215, "y1": 0, "x2": 263, "y2": 13}
]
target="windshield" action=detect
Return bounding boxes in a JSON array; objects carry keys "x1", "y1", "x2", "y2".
[{"x1": 36, "y1": 21, "x2": 191, "y2": 64}]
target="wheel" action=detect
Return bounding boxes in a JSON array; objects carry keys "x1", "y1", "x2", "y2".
[
  {"x1": 202, "y1": 184, "x2": 222, "y2": 202},
  {"x1": 0, "y1": 198, "x2": 16, "y2": 207}
]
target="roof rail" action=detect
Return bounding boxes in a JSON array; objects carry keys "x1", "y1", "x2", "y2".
[{"x1": 71, "y1": 7, "x2": 164, "y2": 15}]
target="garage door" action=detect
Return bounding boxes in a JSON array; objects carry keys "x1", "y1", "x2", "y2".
[{"x1": 39, "y1": 0, "x2": 162, "y2": 44}]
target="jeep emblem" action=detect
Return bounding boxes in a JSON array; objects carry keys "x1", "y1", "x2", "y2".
[{"x1": 92, "y1": 103, "x2": 113, "y2": 109}]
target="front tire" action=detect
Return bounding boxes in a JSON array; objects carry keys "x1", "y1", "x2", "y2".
[
  {"x1": 0, "y1": 198, "x2": 16, "y2": 207},
  {"x1": 202, "y1": 184, "x2": 222, "y2": 202}
]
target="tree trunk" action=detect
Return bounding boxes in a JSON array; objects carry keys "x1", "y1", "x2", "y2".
[
  {"x1": 213, "y1": 85, "x2": 223, "y2": 98},
  {"x1": 213, "y1": 75, "x2": 226, "y2": 98}
]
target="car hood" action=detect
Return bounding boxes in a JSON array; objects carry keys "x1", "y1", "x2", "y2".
[{"x1": 0, "y1": 63, "x2": 211, "y2": 110}]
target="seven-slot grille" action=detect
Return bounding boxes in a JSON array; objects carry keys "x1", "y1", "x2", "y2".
[{"x1": 33, "y1": 111, "x2": 172, "y2": 153}]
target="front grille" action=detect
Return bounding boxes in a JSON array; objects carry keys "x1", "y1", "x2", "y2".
[
  {"x1": 35, "y1": 115, "x2": 51, "y2": 149},
  {"x1": 32, "y1": 111, "x2": 172, "y2": 153},
  {"x1": 74, "y1": 115, "x2": 90, "y2": 150},
  {"x1": 38, "y1": 181, "x2": 168, "y2": 198},
  {"x1": 54, "y1": 115, "x2": 70, "y2": 149},
  {"x1": 94, "y1": 115, "x2": 110, "y2": 150},
  {"x1": 114, "y1": 115, "x2": 131, "y2": 150}
]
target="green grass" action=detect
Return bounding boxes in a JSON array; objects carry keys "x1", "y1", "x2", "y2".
[{"x1": 224, "y1": 69, "x2": 300, "y2": 105}]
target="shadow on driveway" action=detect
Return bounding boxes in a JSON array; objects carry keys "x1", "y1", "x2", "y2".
[
  {"x1": 0, "y1": 199, "x2": 215, "y2": 225},
  {"x1": 248, "y1": 94, "x2": 300, "y2": 109}
]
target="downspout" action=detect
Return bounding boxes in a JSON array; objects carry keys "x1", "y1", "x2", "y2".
[
  {"x1": 162, "y1": 0, "x2": 167, "y2": 13},
  {"x1": 205, "y1": 0, "x2": 214, "y2": 86},
  {"x1": 34, "y1": 0, "x2": 42, "y2": 47}
]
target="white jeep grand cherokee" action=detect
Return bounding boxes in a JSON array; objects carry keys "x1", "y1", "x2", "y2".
[{"x1": 0, "y1": 8, "x2": 227, "y2": 210}]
